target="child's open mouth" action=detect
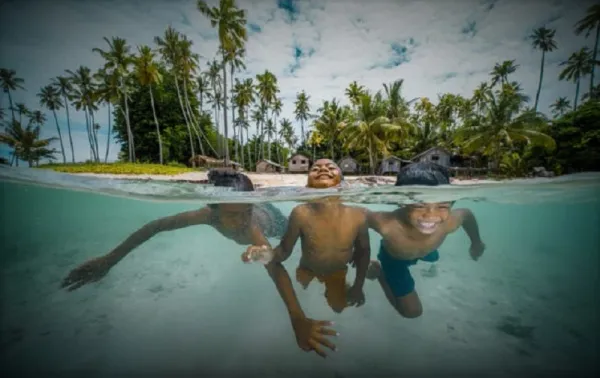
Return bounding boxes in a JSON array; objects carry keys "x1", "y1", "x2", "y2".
[{"x1": 417, "y1": 221, "x2": 438, "y2": 233}]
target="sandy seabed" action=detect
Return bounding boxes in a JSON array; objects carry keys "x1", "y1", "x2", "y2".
[{"x1": 70, "y1": 171, "x2": 499, "y2": 188}]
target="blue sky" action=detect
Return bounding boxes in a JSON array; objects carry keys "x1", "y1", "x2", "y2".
[{"x1": 0, "y1": 0, "x2": 596, "y2": 163}]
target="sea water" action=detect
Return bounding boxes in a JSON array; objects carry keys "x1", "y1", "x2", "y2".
[{"x1": 0, "y1": 166, "x2": 599, "y2": 377}]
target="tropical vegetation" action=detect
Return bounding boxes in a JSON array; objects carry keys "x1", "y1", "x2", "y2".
[{"x1": 1, "y1": 2, "x2": 599, "y2": 177}]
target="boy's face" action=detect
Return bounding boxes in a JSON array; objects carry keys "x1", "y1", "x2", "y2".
[
  {"x1": 405, "y1": 202, "x2": 453, "y2": 235},
  {"x1": 307, "y1": 159, "x2": 342, "y2": 189}
]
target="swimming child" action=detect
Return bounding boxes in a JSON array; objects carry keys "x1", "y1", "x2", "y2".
[
  {"x1": 61, "y1": 169, "x2": 288, "y2": 291},
  {"x1": 242, "y1": 159, "x2": 371, "y2": 358},
  {"x1": 366, "y1": 162, "x2": 485, "y2": 318}
]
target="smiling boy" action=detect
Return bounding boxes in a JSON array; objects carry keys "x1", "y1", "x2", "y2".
[{"x1": 366, "y1": 162, "x2": 485, "y2": 318}]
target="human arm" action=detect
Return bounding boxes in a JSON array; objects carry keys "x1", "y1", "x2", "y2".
[
  {"x1": 62, "y1": 208, "x2": 212, "y2": 290},
  {"x1": 448, "y1": 208, "x2": 485, "y2": 260},
  {"x1": 349, "y1": 218, "x2": 371, "y2": 301}
]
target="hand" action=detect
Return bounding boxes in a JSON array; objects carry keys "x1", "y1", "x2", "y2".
[
  {"x1": 61, "y1": 256, "x2": 113, "y2": 291},
  {"x1": 241, "y1": 245, "x2": 274, "y2": 265},
  {"x1": 469, "y1": 241, "x2": 486, "y2": 261},
  {"x1": 346, "y1": 285, "x2": 366, "y2": 307},
  {"x1": 291, "y1": 317, "x2": 338, "y2": 358}
]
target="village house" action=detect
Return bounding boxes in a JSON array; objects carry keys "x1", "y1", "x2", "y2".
[
  {"x1": 338, "y1": 156, "x2": 359, "y2": 174},
  {"x1": 379, "y1": 155, "x2": 412, "y2": 175},
  {"x1": 410, "y1": 147, "x2": 451, "y2": 168},
  {"x1": 255, "y1": 159, "x2": 285, "y2": 173},
  {"x1": 287, "y1": 154, "x2": 311, "y2": 173}
]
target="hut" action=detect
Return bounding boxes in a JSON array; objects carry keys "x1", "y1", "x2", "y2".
[
  {"x1": 256, "y1": 159, "x2": 285, "y2": 173},
  {"x1": 287, "y1": 154, "x2": 311, "y2": 173},
  {"x1": 379, "y1": 156, "x2": 411, "y2": 175},
  {"x1": 410, "y1": 147, "x2": 451, "y2": 168},
  {"x1": 338, "y1": 156, "x2": 359, "y2": 174}
]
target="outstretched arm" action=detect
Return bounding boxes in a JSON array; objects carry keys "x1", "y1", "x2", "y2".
[
  {"x1": 104, "y1": 207, "x2": 212, "y2": 265},
  {"x1": 270, "y1": 206, "x2": 303, "y2": 263},
  {"x1": 351, "y1": 219, "x2": 371, "y2": 291}
]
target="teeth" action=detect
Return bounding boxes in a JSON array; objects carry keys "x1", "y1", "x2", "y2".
[{"x1": 419, "y1": 222, "x2": 436, "y2": 228}]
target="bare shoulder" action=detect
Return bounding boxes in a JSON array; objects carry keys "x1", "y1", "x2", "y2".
[
  {"x1": 445, "y1": 208, "x2": 473, "y2": 232},
  {"x1": 290, "y1": 203, "x2": 310, "y2": 220}
]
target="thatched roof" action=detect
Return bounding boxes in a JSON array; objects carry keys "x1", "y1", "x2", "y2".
[{"x1": 257, "y1": 159, "x2": 284, "y2": 168}]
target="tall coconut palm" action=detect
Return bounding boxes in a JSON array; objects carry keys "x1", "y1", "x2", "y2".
[
  {"x1": 94, "y1": 69, "x2": 120, "y2": 162},
  {"x1": 198, "y1": 0, "x2": 248, "y2": 165},
  {"x1": 155, "y1": 27, "x2": 198, "y2": 163},
  {"x1": 52, "y1": 76, "x2": 76, "y2": 162},
  {"x1": 233, "y1": 77, "x2": 254, "y2": 165},
  {"x1": 255, "y1": 70, "x2": 278, "y2": 158},
  {"x1": 225, "y1": 46, "x2": 246, "y2": 161},
  {"x1": 14, "y1": 103, "x2": 29, "y2": 125},
  {"x1": 67, "y1": 66, "x2": 99, "y2": 161},
  {"x1": 93, "y1": 37, "x2": 136, "y2": 162},
  {"x1": 345, "y1": 81, "x2": 366, "y2": 110},
  {"x1": 382, "y1": 79, "x2": 409, "y2": 120},
  {"x1": 0, "y1": 68, "x2": 25, "y2": 124},
  {"x1": 271, "y1": 97, "x2": 282, "y2": 162},
  {"x1": 490, "y1": 60, "x2": 519, "y2": 87},
  {"x1": 550, "y1": 97, "x2": 571, "y2": 118},
  {"x1": 530, "y1": 27, "x2": 558, "y2": 112},
  {"x1": 294, "y1": 90, "x2": 310, "y2": 144},
  {"x1": 313, "y1": 99, "x2": 349, "y2": 160},
  {"x1": 37, "y1": 85, "x2": 66, "y2": 163},
  {"x1": 559, "y1": 47, "x2": 594, "y2": 111},
  {"x1": 206, "y1": 59, "x2": 223, "y2": 155},
  {"x1": 574, "y1": 4, "x2": 600, "y2": 93},
  {"x1": 135, "y1": 45, "x2": 164, "y2": 164},
  {"x1": 279, "y1": 118, "x2": 294, "y2": 155}
]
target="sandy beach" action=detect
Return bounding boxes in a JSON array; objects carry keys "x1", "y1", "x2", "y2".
[{"x1": 70, "y1": 171, "x2": 499, "y2": 187}]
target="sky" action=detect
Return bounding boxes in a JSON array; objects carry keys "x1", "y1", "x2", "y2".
[{"x1": 0, "y1": 0, "x2": 596, "y2": 163}]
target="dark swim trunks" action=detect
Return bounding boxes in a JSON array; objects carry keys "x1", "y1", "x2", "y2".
[{"x1": 377, "y1": 240, "x2": 439, "y2": 297}]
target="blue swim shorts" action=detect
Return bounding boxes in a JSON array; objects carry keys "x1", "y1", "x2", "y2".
[{"x1": 377, "y1": 241, "x2": 439, "y2": 297}]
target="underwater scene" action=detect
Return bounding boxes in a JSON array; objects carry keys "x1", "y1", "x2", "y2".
[{"x1": 0, "y1": 166, "x2": 599, "y2": 377}]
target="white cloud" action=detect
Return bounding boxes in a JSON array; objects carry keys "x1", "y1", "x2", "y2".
[{"x1": 0, "y1": 0, "x2": 596, "y2": 161}]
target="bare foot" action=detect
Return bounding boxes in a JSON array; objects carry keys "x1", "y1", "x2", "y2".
[{"x1": 366, "y1": 261, "x2": 381, "y2": 280}]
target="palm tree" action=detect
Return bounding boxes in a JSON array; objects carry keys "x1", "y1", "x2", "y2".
[
  {"x1": 94, "y1": 69, "x2": 120, "y2": 162},
  {"x1": 313, "y1": 99, "x2": 349, "y2": 160},
  {"x1": 279, "y1": 118, "x2": 295, "y2": 155},
  {"x1": 0, "y1": 68, "x2": 25, "y2": 124},
  {"x1": 38, "y1": 85, "x2": 67, "y2": 163},
  {"x1": 155, "y1": 27, "x2": 199, "y2": 163},
  {"x1": 0, "y1": 120, "x2": 57, "y2": 167},
  {"x1": 294, "y1": 90, "x2": 310, "y2": 144},
  {"x1": 198, "y1": 0, "x2": 248, "y2": 165},
  {"x1": 271, "y1": 97, "x2": 282, "y2": 162},
  {"x1": 574, "y1": 4, "x2": 600, "y2": 93},
  {"x1": 343, "y1": 93, "x2": 404, "y2": 174},
  {"x1": 52, "y1": 76, "x2": 76, "y2": 162},
  {"x1": 559, "y1": 48, "x2": 594, "y2": 111},
  {"x1": 14, "y1": 103, "x2": 29, "y2": 125},
  {"x1": 225, "y1": 46, "x2": 246, "y2": 161},
  {"x1": 530, "y1": 27, "x2": 558, "y2": 112},
  {"x1": 345, "y1": 81, "x2": 366, "y2": 109},
  {"x1": 490, "y1": 60, "x2": 519, "y2": 87},
  {"x1": 458, "y1": 86, "x2": 555, "y2": 168},
  {"x1": 93, "y1": 37, "x2": 136, "y2": 162},
  {"x1": 255, "y1": 70, "x2": 278, "y2": 157},
  {"x1": 67, "y1": 66, "x2": 99, "y2": 161},
  {"x1": 134, "y1": 45, "x2": 164, "y2": 164},
  {"x1": 550, "y1": 97, "x2": 571, "y2": 118}
]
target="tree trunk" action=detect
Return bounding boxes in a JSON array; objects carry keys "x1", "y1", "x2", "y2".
[
  {"x1": 105, "y1": 103, "x2": 111, "y2": 163},
  {"x1": 368, "y1": 137, "x2": 374, "y2": 175},
  {"x1": 90, "y1": 111, "x2": 100, "y2": 162},
  {"x1": 119, "y1": 78, "x2": 134, "y2": 163},
  {"x1": 173, "y1": 73, "x2": 195, "y2": 166},
  {"x1": 149, "y1": 83, "x2": 163, "y2": 164},
  {"x1": 63, "y1": 94, "x2": 76, "y2": 162},
  {"x1": 52, "y1": 110, "x2": 66, "y2": 163},
  {"x1": 533, "y1": 51, "x2": 545, "y2": 112},
  {"x1": 230, "y1": 63, "x2": 239, "y2": 163},
  {"x1": 221, "y1": 52, "x2": 230, "y2": 165},
  {"x1": 301, "y1": 119, "x2": 305, "y2": 145},
  {"x1": 83, "y1": 109, "x2": 96, "y2": 162},
  {"x1": 182, "y1": 77, "x2": 206, "y2": 156},
  {"x1": 246, "y1": 127, "x2": 252, "y2": 169},
  {"x1": 574, "y1": 78, "x2": 580, "y2": 111},
  {"x1": 591, "y1": 24, "x2": 599, "y2": 94}
]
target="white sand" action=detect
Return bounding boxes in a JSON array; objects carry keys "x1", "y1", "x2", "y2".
[{"x1": 70, "y1": 171, "x2": 500, "y2": 187}]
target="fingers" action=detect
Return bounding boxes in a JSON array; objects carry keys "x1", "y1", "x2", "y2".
[
  {"x1": 313, "y1": 334, "x2": 337, "y2": 352},
  {"x1": 308, "y1": 340, "x2": 328, "y2": 358}
]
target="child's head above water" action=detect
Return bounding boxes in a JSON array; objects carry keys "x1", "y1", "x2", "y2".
[
  {"x1": 307, "y1": 159, "x2": 344, "y2": 189},
  {"x1": 395, "y1": 162, "x2": 452, "y2": 235},
  {"x1": 208, "y1": 168, "x2": 255, "y2": 191},
  {"x1": 395, "y1": 162, "x2": 450, "y2": 187}
]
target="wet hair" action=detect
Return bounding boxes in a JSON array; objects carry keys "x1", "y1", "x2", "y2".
[
  {"x1": 208, "y1": 168, "x2": 254, "y2": 192},
  {"x1": 395, "y1": 162, "x2": 450, "y2": 186}
]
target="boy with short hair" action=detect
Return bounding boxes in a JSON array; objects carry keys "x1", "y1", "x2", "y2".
[{"x1": 366, "y1": 162, "x2": 485, "y2": 318}]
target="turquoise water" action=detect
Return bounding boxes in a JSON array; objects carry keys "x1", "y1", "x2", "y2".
[{"x1": 1, "y1": 167, "x2": 599, "y2": 377}]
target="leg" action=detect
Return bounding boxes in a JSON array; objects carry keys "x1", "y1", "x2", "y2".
[
  {"x1": 319, "y1": 269, "x2": 349, "y2": 314},
  {"x1": 368, "y1": 244, "x2": 424, "y2": 318}
]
